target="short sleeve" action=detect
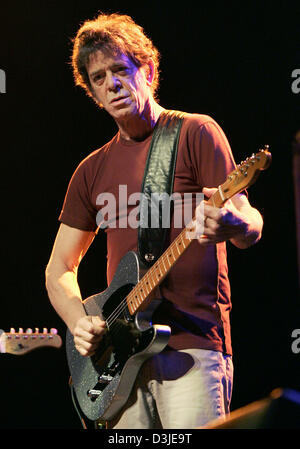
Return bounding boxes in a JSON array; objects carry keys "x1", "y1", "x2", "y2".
[
  {"x1": 58, "y1": 159, "x2": 98, "y2": 232},
  {"x1": 200, "y1": 121, "x2": 236, "y2": 187},
  {"x1": 181, "y1": 115, "x2": 236, "y2": 189}
]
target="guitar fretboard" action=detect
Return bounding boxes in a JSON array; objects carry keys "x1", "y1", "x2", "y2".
[{"x1": 126, "y1": 187, "x2": 225, "y2": 314}]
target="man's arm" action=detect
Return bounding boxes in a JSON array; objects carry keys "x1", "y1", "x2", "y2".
[
  {"x1": 228, "y1": 192, "x2": 263, "y2": 249},
  {"x1": 197, "y1": 187, "x2": 263, "y2": 249},
  {"x1": 45, "y1": 223, "x2": 106, "y2": 356}
]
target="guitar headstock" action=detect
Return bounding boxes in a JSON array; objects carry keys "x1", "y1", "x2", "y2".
[
  {"x1": 0, "y1": 327, "x2": 62, "y2": 355},
  {"x1": 221, "y1": 145, "x2": 272, "y2": 199}
]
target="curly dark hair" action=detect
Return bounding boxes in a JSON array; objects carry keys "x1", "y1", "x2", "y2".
[{"x1": 71, "y1": 12, "x2": 161, "y2": 101}]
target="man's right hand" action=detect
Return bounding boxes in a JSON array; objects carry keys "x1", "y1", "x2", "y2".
[{"x1": 73, "y1": 315, "x2": 106, "y2": 357}]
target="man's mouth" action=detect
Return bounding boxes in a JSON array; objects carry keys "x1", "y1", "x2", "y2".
[{"x1": 110, "y1": 95, "x2": 129, "y2": 104}]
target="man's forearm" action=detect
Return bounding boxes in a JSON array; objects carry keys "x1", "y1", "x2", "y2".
[
  {"x1": 45, "y1": 268, "x2": 86, "y2": 335},
  {"x1": 230, "y1": 206, "x2": 263, "y2": 249}
]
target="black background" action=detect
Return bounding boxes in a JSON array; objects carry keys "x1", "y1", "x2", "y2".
[{"x1": 0, "y1": 0, "x2": 299, "y2": 429}]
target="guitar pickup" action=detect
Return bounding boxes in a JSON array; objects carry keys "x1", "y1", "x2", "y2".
[
  {"x1": 87, "y1": 374, "x2": 113, "y2": 400},
  {"x1": 98, "y1": 374, "x2": 113, "y2": 384},
  {"x1": 87, "y1": 389, "x2": 102, "y2": 399}
]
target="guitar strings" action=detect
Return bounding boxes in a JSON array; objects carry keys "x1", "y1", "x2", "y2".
[
  {"x1": 105, "y1": 230, "x2": 190, "y2": 328},
  {"x1": 104, "y1": 230, "x2": 190, "y2": 331},
  {"x1": 105, "y1": 267, "x2": 155, "y2": 329},
  {"x1": 105, "y1": 238, "x2": 179, "y2": 327}
]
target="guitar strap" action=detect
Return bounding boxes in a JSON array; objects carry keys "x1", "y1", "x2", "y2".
[{"x1": 138, "y1": 110, "x2": 185, "y2": 267}]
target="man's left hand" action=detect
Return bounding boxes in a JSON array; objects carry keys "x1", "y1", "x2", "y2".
[{"x1": 196, "y1": 187, "x2": 262, "y2": 249}]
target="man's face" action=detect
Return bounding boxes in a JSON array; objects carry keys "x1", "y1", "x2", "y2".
[{"x1": 86, "y1": 50, "x2": 151, "y2": 121}]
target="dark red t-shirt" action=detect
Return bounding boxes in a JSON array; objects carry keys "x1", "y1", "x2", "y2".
[{"x1": 59, "y1": 113, "x2": 237, "y2": 355}]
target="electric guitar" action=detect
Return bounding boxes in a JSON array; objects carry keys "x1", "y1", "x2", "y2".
[
  {"x1": 0, "y1": 328, "x2": 62, "y2": 355},
  {"x1": 66, "y1": 146, "x2": 272, "y2": 422}
]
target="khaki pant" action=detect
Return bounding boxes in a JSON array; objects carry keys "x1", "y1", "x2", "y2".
[{"x1": 107, "y1": 348, "x2": 233, "y2": 429}]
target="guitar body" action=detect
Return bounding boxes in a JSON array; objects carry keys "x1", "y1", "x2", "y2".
[{"x1": 66, "y1": 250, "x2": 171, "y2": 422}]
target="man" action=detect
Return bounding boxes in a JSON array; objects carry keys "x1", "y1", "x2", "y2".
[{"x1": 45, "y1": 13, "x2": 263, "y2": 429}]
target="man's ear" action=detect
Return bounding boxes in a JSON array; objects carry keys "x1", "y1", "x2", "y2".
[{"x1": 145, "y1": 59, "x2": 155, "y2": 86}]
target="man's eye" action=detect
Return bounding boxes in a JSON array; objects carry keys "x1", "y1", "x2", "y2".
[
  {"x1": 93, "y1": 74, "x2": 104, "y2": 82},
  {"x1": 116, "y1": 66, "x2": 128, "y2": 74}
]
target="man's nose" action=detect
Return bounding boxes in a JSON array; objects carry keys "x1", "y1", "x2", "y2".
[{"x1": 107, "y1": 72, "x2": 121, "y2": 91}]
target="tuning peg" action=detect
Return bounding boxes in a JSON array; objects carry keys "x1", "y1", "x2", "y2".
[
  {"x1": 18, "y1": 328, "x2": 23, "y2": 334},
  {"x1": 10, "y1": 328, "x2": 15, "y2": 333},
  {"x1": 26, "y1": 328, "x2": 33, "y2": 334},
  {"x1": 43, "y1": 328, "x2": 48, "y2": 334},
  {"x1": 50, "y1": 328, "x2": 58, "y2": 335},
  {"x1": 32, "y1": 328, "x2": 39, "y2": 338}
]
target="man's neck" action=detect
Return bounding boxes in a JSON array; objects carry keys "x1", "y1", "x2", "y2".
[{"x1": 117, "y1": 101, "x2": 165, "y2": 142}]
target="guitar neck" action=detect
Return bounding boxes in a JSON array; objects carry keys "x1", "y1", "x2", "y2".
[{"x1": 126, "y1": 187, "x2": 225, "y2": 315}]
